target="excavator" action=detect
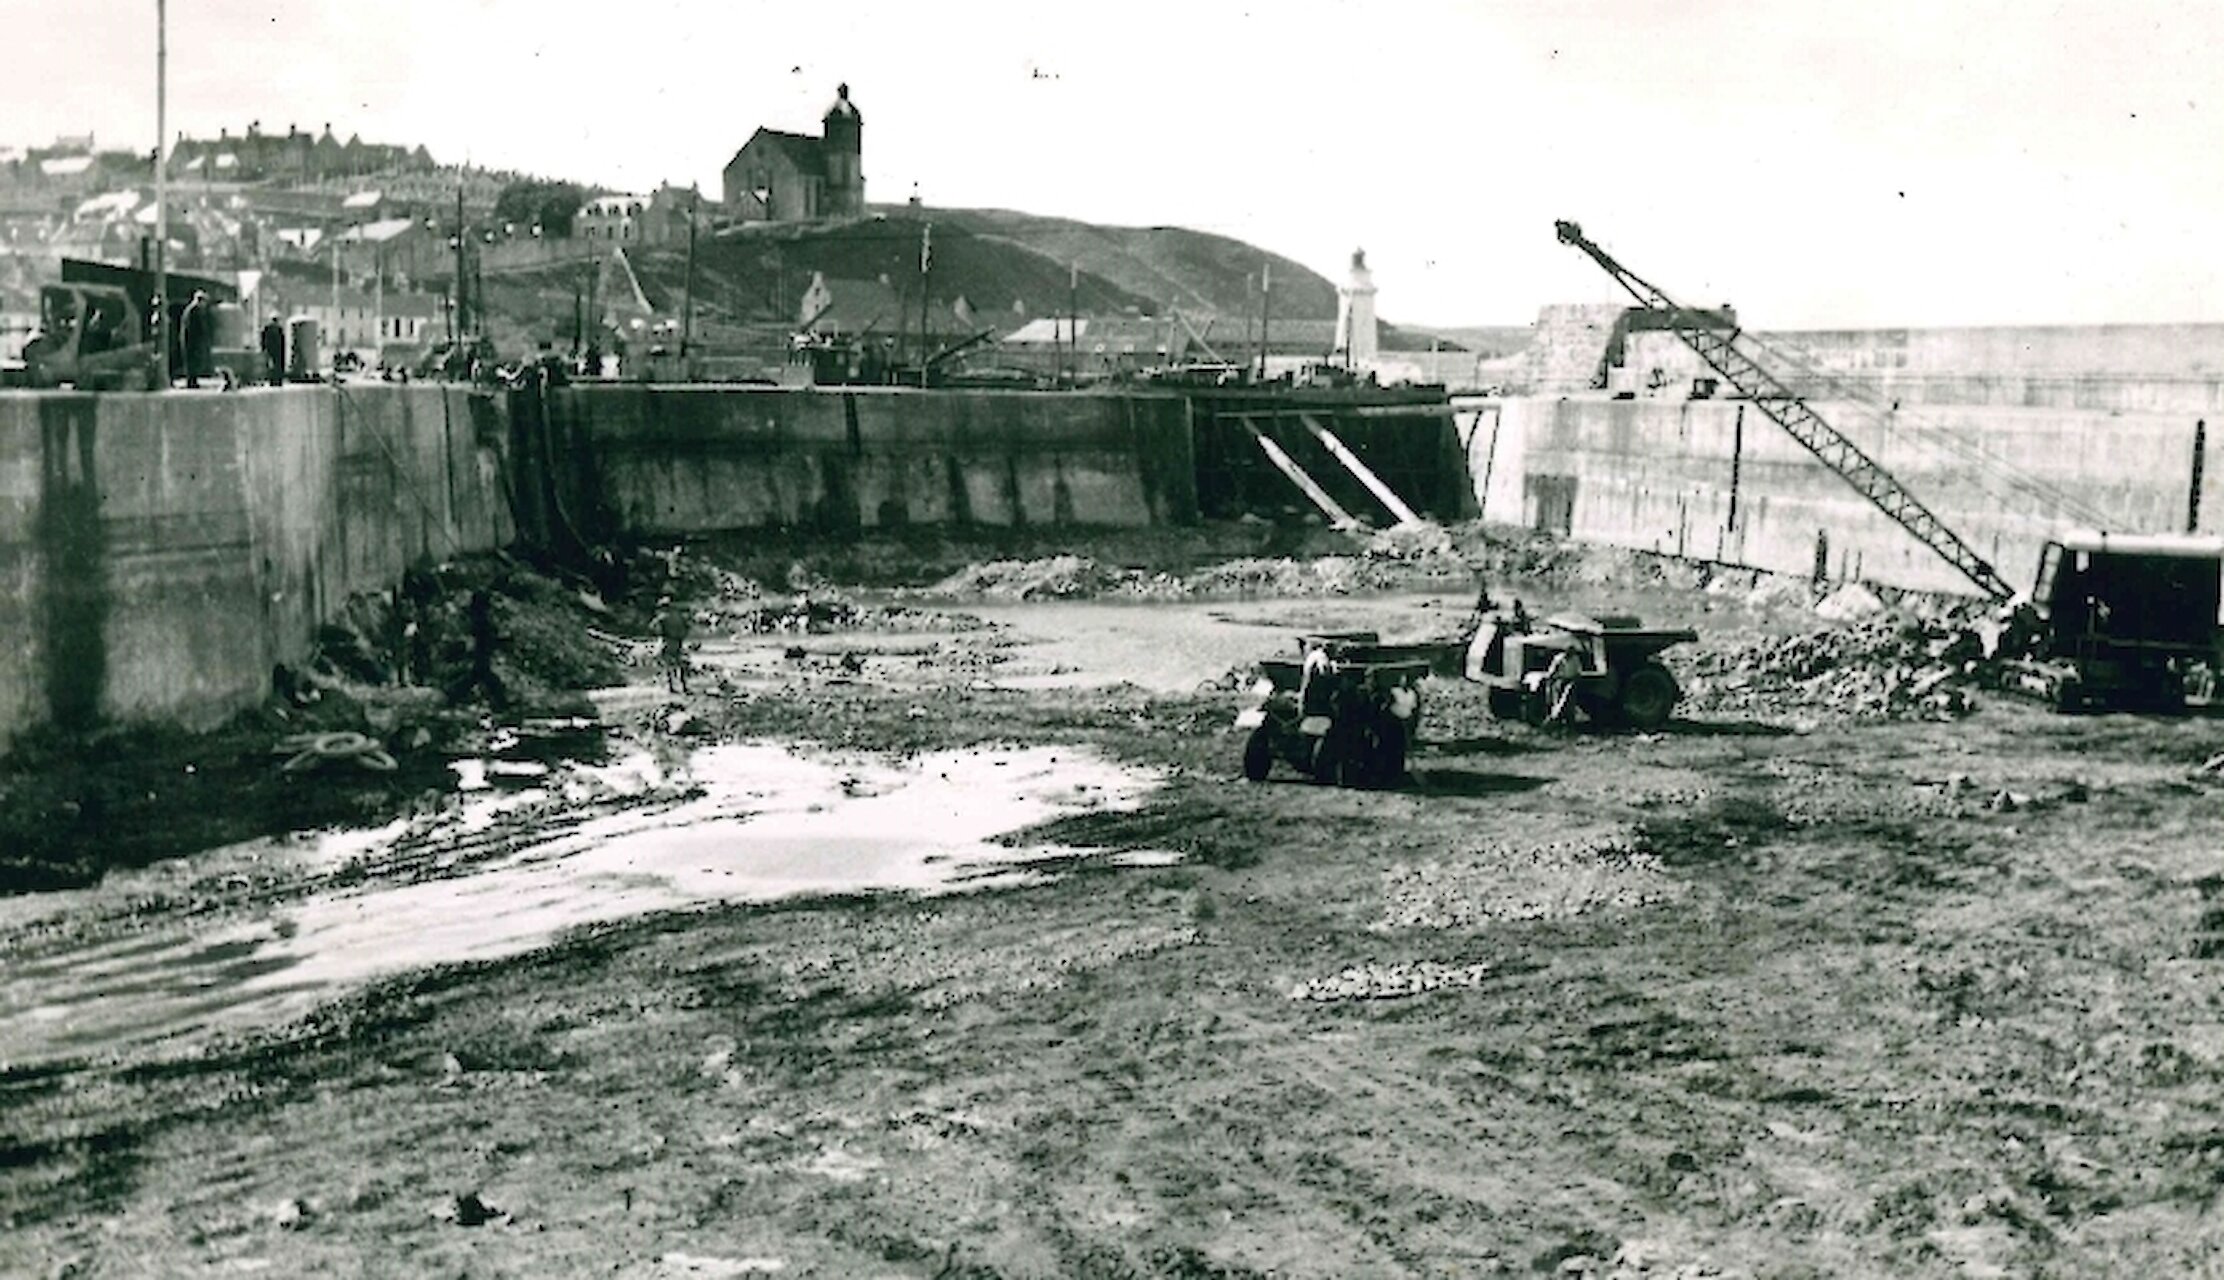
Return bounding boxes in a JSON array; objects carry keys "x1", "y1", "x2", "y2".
[{"x1": 1553, "y1": 220, "x2": 2224, "y2": 711}]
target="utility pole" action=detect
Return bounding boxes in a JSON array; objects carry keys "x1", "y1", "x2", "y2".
[
  {"x1": 681, "y1": 192, "x2": 699, "y2": 361},
  {"x1": 452, "y1": 181, "x2": 467, "y2": 340},
  {"x1": 917, "y1": 221, "x2": 933, "y2": 386},
  {"x1": 331, "y1": 225, "x2": 345, "y2": 358},
  {"x1": 1066, "y1": 261, "x2": 1078, "y2": 389},
  {"x1": 153, "y1": 0, "x2": 168, "y2": 388}
]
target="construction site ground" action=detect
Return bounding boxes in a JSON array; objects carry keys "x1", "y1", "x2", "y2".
[{"x1": 4, "y1": 526, "x2": 2223, "y2": 1279}]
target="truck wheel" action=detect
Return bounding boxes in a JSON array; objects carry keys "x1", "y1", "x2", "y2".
[
  {"x1": 1485, "y1": 687, "x2": 1524, "y2": 720},
  {"x1": 1242, "y1": 727, "x2": 1274, "y2": 782},
  {"x1": 1307, "y1": 733, "x2": 1341, "y2": 785},
  {"x1": 1618, "y1": 663, "x2": 1679, "y2": 728},
  {"x1": 1376, "y1": 719, "x2": 1409, "y2": 785}
]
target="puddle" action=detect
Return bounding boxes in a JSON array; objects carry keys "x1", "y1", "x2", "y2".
[{"x1": 0, "y1": 742, "x2": 1165, "y2": 1067}]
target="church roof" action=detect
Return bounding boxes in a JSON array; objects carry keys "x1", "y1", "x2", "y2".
[{"x1": 737, "y1": 129, "x2": 826, "y2": 179}]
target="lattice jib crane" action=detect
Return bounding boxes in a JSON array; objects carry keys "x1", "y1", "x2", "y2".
[{"x1": 1552, "y1": 220, "x2": 2017, "y2": 602}]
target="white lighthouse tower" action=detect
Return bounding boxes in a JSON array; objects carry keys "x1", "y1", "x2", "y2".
[{"x1": 1334, "y1": 247, "x2": 1378, "y2": 368}]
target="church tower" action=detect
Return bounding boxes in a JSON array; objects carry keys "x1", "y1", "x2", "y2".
[
  {"x1": 1334, "y1": 248, "x2": 1378, "y2": 366},
  {"x1": 822, "y1": 83, "x2": 865, "y2": 218}
]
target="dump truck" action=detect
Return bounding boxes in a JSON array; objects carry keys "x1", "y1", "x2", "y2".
[
  {"x1": 1463, "y1": 604, "x2": 1696, "y2": 727},
  {"x1": 1235, "y1": 632, "x2": 1432, "y2": 787}
]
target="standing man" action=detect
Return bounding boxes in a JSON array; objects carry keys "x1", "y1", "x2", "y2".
[
  {"x1": 1542, "y1": 645, "x2": 1585, "y2": 726},
  {"x1": 179, "y1": 290, "x2": 212, "y2": 389},
  {"x1": 260, "y1": 316, "x2": 287, "y2": 386},
  {"x1": 653, "y1": 596, "x2": 692, "y2": 695}
]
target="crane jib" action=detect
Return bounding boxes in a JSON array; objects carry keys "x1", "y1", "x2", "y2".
[{"x1": 1554, "y1": 221, "x2": 2016, "y2": 601}]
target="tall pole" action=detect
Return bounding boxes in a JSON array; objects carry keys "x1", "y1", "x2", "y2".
[
  {"x1": 917, "y1": 221, "x2": 932, "y2": 387},
  {"x1": 1066, "y1": 260, "x2": 1077, "y2": 388},
  {"x1": 331, "y1": 228, "x2": 344, "y2": 358},
  {"x1": 680, "y1": 193, "x2": 698, "y2": 361},
  {"x1": 453, "y1": 181, "x2": 466, "y2": 339},
  {"x1": 153, "y1": 0, "x2": 168, "y2": 388}
]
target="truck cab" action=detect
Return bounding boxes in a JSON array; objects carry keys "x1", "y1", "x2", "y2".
[{"x1": 2029, "y1": 530, "x2": 2224, "y2": 708}]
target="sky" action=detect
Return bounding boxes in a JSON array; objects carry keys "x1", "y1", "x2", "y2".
[{"x1": 7, "y1": 0, "x2": 2222, "y2": 329}]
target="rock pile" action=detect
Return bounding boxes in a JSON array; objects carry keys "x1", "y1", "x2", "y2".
[
  {"x1": 1682, "y1": 605, "x2": 2004, "y2": 721},
  {"x1": 1289, "y1": 960, "x2": 1496, "y2": 1003},
  {"x1": 1376, "y1": 833, "x2": 1680, "y2": 929}
]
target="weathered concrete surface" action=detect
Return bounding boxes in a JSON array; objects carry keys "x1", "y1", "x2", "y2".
[
  {"x1": 0, "y1": 385, "x2": 514, "y2": 748},
  {"x1": 1485, "y1": 395, "x2": 2224, "y2": 595},
  {"x1": 549, "y1": 386, "x2": 1198, "y2": 536}
]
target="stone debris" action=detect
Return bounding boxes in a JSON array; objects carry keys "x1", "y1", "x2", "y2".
[
  {"x1": 1813, "y1": 582, "x2": 1888, "y2": 622},
  {"x1": 1376, "y1": 834, "x2": 1680, "y2": 930},
  {"x1": 1290, "y1": 960, "x2": 1496, "y2": 1003},
  {"x1": 1683, "y1": 606, "x2": 2005, "y2": 721}
]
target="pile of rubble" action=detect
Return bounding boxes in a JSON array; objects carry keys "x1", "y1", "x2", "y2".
[
  {"x1": 1376, "y1": 833, "x2": 1681, "y2": 929},
  {"x1": 1681, "y1": 591, "x2": 2008, "y2": 721},
  {"x1": 1289, "y1": 960, "x2": 1497, "y2": 1003}
]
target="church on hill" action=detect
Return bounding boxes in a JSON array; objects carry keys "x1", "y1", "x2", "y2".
[{"x1": 720, "y1": 84, "x2": 866, "y2": 224}]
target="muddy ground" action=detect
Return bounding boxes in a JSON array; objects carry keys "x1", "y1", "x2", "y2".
[{"x1": 4, "y1": 527, "x2": 2223, "y2": 1278}]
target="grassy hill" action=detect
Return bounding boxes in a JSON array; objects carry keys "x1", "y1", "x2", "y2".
[{"x1": 480, "y1": 205, "x2": 1461, "y2": 353}]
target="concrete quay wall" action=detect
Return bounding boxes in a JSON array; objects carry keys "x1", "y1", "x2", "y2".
[
  {"x1": 551, "y1": 386, "x2": 1199, "y2": 536},
  {"x1": 1480, "y1": 396, "x2": 2223, "y2": 596},
  {"x1": 0, "y1": 383, "x2": 1206, "y2": 748},
  {"x1": 0, "y1": 385, "x2": 514, "y2": 748}
]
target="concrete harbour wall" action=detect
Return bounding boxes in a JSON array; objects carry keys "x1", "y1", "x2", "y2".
[
  {"x1": 548, "y1": 386, "x2": 1198, "y2": 536},
  {"x1": 1479, "y1": 396, "x2": 2223, "y2": 595},
  {"x1": 0, "y1": 385, "x2": 514, "y2": 748}
]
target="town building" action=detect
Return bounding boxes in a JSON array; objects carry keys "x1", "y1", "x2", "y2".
[
  {"x1": 721, "y1": 84, "x2": 866, "y2": 223},
  {"x1": 167, "y1": 124, "x2": 435, "y2": 184},
  {"x1": 282, "y1": 286, "x2": 440, "y2": 359}
]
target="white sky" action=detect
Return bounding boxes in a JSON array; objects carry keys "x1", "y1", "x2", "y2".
[{"x1": 8, "y1": 0, "x2": 2222, "y2": 328}]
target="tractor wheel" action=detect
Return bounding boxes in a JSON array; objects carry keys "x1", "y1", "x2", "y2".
[
  {"x1": 1617, "y1": 663, "x2": 1680, "y2": 728},
  {"x1": 1241, "y1": 727, "x2": 1274, "y2": 782},
  {"x1": 1485, "y1": 686, "x2": 1524, "y2": 720}
]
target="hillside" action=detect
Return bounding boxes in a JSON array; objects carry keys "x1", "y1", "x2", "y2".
[{"x1": 482, "y1": 205, "x2": 1459, "y2": 354}]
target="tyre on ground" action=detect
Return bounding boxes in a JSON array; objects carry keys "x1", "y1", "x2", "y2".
[
  {"x1": 1616, "y1": 662, "x2": 1680, "y2": 728},
  {"x1": 1242, "y1": 727, "x2": 1274, "y2": 782}
]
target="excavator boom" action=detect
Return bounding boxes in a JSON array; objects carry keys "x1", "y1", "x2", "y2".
[{"x1": 1553, "y1": 221, "x2": 2017, "y2": 601}]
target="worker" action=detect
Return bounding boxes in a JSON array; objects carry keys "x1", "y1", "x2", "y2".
[
  {"x1": 261, "y1": 317, "x2": 287, "y2": 385},
  {"x1": 446, "y1": 587, "x2": 507, "y2": 709},
  {"x1": 653, "y1": 596, "x2": 691, "y2": 694},
  {"x1": 1542, "y1": 646, "x2": 1584, "y2": 725},
  {"x1": 80, "y1": 302, "x2": 115, "y2": 357},
  {"x1": 180, "y1": 290, "x2": 213, "y2": 390}
]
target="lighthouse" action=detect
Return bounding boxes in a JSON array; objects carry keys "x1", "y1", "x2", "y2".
[{"x1": 1334, "y1": 248, "x2": 1378, "y2": 368}]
